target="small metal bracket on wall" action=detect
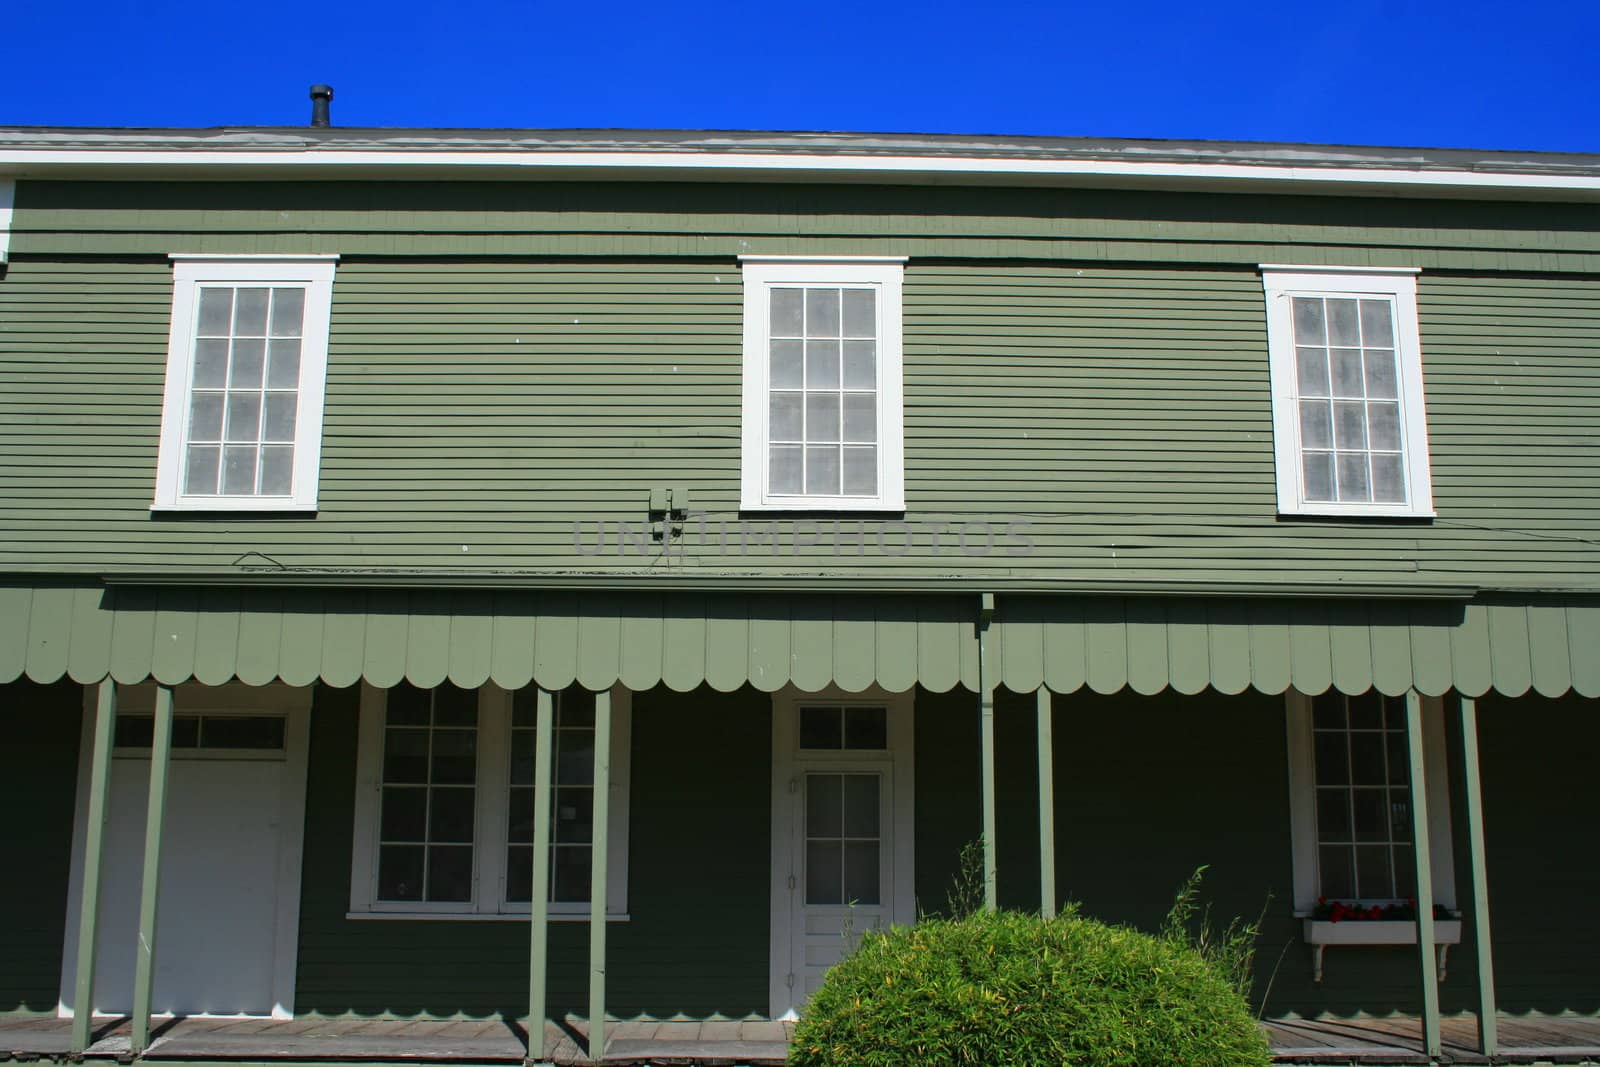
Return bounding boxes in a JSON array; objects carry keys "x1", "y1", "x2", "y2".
[{"x1": 649, "y1": 488, "x2": 690, "y2": 543}]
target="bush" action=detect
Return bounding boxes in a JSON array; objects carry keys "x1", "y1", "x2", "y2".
[{"x1": 788, "y1": 905, "x2": 1271, "y2": 1067}]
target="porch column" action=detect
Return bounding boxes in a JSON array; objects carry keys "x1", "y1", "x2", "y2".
[
  {"x1": 526, "y1": 687, "x2": 555, "y2": 1064},
  {"x1": 978, "y1": 594, "x2": 997, "y2": 910},
  {"x1": 69, "y1": 679, "x2": 118, "y2": 1055},
  {"x1": 131, "y1": 684, "x2": 176, "y2": 1055},
  {"x1": 1404, "y1": 691, "x2": 1442, "y2": 1060},
  {"x1": 588, "y1": 689, "x2": 612, "y2": 1063},
  {"x1": 1458, "y1": 696, "x2": 1498, "y2": 1056},
  {"x1": 1036, "y1": 687, "x2": 1056, "y2": 918}
]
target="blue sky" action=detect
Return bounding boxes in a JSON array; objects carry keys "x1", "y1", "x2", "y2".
[{"x1": 5, "y1": 0, "x2": 1597, "y2": 151}]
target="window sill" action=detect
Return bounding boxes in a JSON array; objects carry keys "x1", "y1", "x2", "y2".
[
  {"x1": 1301, "y1": 918, "x2": 1461, "y2": 983},
  {"x1": 346, "y1": 911, "x2": 630, "y2": 923},
  {"x1": 151, "y1": 501, "x2": 318, "y2": 514}
]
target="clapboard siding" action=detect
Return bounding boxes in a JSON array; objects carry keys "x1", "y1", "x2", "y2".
[{"x1": 1, "y1": 190, "x2": 1598, "y2": 588}]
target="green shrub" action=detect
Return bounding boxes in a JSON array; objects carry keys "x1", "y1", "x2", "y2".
[{"x1": 788, "y1": 905, "x2": 1270, "y2": 1067}]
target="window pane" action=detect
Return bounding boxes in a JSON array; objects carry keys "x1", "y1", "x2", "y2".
[
  {"x1": 259, "y1": 445, "x2": 294, "y2": 495},
  {"x1": 510, "y1": 729, "x2": 537, "y2": 785},
  {"x1": 807, "y1": 774, "x2": 842, "y2": 838},
  {"x1": 1292, "y1": 297, "x2": 1326, "y2": 344},
  {"x1": 226, "y1": 393, "x2": 262, "y2": 442},
  {"x1": 430, "y1": 728, "x2": 477, "y2": 784},
  {"x1": 769, "y1": 445, "x2": 802, "y2": 494},
  {"x1": 387, "y1": 684, "x2": 431, "y2": 724},
  {"x1": 842, "y1": 841, "x2": 880, "y2": 905},
  {"x1": 556, "y1": 732, "x2": 594, "y2": 785},
  {"x1": 1363, "y1": 348, "x2": 1398, "y2": 399},
  {"x1": 114, "y1": 716, "x2": 155, "y2": 747},
  {"x1": 806, "y1": 841, "x2": 843, "y2": 905},
  {"x1": 841, "y1": 289, "x2": 875, "y2": 337},
  {"x1": 1298, "y1": 400, "x2": 1331, "y2": 450},
  {"x1": 1336, "y1": 453, "x2": 1370, "y2": 501},
  {"x1": 800, "y1": 706, "x2": 842, "y2": 749},
  {"x1": 842, "y1": 340, "x2": 876, "y2": 389},
  {"x1": 189, "y1": 393, "x2": 224, "y2": 441},
  {"x1": 1355, "y1": 845, "x2": 1392, "y2": 899},
  {"x1": 434, "y1": 684, "x2": 478, "y2": 725},
  {"x1": 1350, "y1": 733, "x2": 1385, "y2": 785},
  {"x1": 842, "y1": 775, "x2": 879, "y2": 837},
  {"x1": 505, "y1": 845, "x2": 533, "y2": 903},
  {"x1": 769, "y1": 392, "x2": 802, "y2": 440},
  {"x1": 1319, "y1": 845, "x2": 1355, "y2": 899},
  {"x1": 806, "y1": 340, "x2": 840, "y2": 388},
  {"x1": 263, "y1": 393, "x2": 297, "y2": 443},
  {"x1": 552, "y1": 846, "x2": 591, "y2": 902},
  {"x1": 1386, "y1": 733, "x2": 1409, "y2": 785},
  {"x1": 267, "y1": 339, "x2": 302, "y2": 389},
  {"x1": 269, "y1": 287, "x2": 306, "y2": 337},
  {"x1": 426, "y1": 846, "x2": 473, "y2": 902},
  {"x1": 222, "y1": 445, "x2": 258, "y2": 494},
  {"x1": 378, "y1": 846, "x2": 425, "y2": 901},
  {"x1": 1351, "y1": 789, "x2": 1387, "y2": 841},
  {"x1": 173, "y1": 716, "x2": 201, "y2": 747},
  {"x1": 194, "y1": 339, "x2": 229, "y2": 388},
  {"x1": 805, "y1": 445, "x2": 840, "y2": 495},
  {"x1": 383, "y1": 728, "x2": 429, "y2": 783},
  {"x1": 842, "y1": 394, "x2": 876, "y2": 444},
  {"x1": 200, "y1": 715, "x2": 285, "y2": 749},
  {"x1": 1388, "y1": 792, "x2": 1412, "y2": 841},
  {"x1": 1373, "y1": 452, "x2": 1407, "y2": 502},
  {"x1": 1392, "y1": 846, "x2": 1416, "y2": 898},
  {"x1": 1316, "y1": 788, "x2": 1351, "y2": 839},
  {"x1": 844, "y1": 706, "x2": 888, "y2": 750},
  {"x1": 1359, "y1": 299, "x2": 1394, "y2": 346},
  {"x1": 234, "y1": 288, "x2": 270, "y2": 335},
  {"x1": 381, "y1": 787, "x2": 427, "y2": 841},
  {"x1": 1330, "y1": 349, "x2": 1364, "y2": 397},
  {"x1": 507, "y1": 786, "x2": 534, "y2": 843},
  {"x1": 1333, "y1": 401, "x2": 1367, "y2": 450},
  {"x1": 1327, "y1": 298, "x2": 1361, "y2": 346},
  {"x1": 1296, "y1": 347, "x2": 1329, "y2": 397},
  {"x1": 230, "y1": 338, "x2": 266, "y2": 388},
  {"x1": 429, "y1": 787, "x2": 476, "y2": 843},
  {"x1": 1311, "y1": 693, "x2": 1346, "y2": 730},
  {"x1": 560, "y1": 689, "x2": 596, "y2": 727},
  {"x1": 771, "y1": 289, "x2": 804, "y2": 336},
  {"x1": 197, "y1": 288, "x2": 234, "y2": 336},
  {"x1": 1313, "y1": 731, "x2": 1349, "y2": 785},
  {"x1": 1302, "y1": 452, "x2": 1334, "y2": 501},
  {"x1": 1367, "y1": 402, "x2": 1401, "y2": 451},
  {"x1": 806, "y1": 394, "x2": 840, "y2": 442},
  {"x1": 185, "y1": 445, "x2": 220, "y2": 495},
  {"x1": 554, "y1": 787, "x2": 594, "y2": 844},
  {"x1": 770, "y1": 340, "x2": 803, "y2": 389},
  {"x1": 805, "y1": 289, "x2": 840, "y2": 336},
  {"x1": 842, "y1": 447, "x2": 877, "y2": 496},
  {"x1": 1348, "y1": 691, "x2": 1383, "y2": 730}
]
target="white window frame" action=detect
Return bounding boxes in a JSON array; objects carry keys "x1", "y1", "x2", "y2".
[
  {"x1": 153, "y1": 254, "x2": 338, "y2": 512},
  {"x1": 739, "y1": 255, "x2": 907, "y2": 512},
  {"x1": 348, "y1": 682, "x2": 632, "y2": 921},
  {"x1": 1261, "y1": 265, "x2": 1434, "y2": 518},
  {"x1": 1283, "y1": 690, "x2": 1455, "y2": 915}
]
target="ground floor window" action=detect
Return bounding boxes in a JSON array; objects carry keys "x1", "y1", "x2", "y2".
[{"x1": 349, "y1": 682, "x2": 631, "y2": 918}]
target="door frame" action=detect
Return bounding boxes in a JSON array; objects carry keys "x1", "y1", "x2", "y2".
[
  {"x1": 58, "y1": 681, "x2": 312, "y2": 1020},
  {"x1": 768, "y1": 685, "x2": 915, "y2": 1019}
]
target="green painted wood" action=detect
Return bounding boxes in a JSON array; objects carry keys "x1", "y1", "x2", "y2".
[
  {"x1": 617, "y1": 602, "x2": 665, "y2": 693},
  {"x1": 130, "y1": 684, "x2": 174, "y2": 1055},
  {"x1": 404, "y1": 607, "x2": 451, "y2": 689},
  {"x1": 833, "y1": 600, "x2": 875, "y2": 694},
  {"x1": 277, "y1": 588, "x2": 327, "y2": 688},
  {"x1": 0, "y1": 586, "x2": 31, "y2": 683},
  {"x1": 788, "y1": 600, "x2": 832, "y2": 694},
  {"x1": 1451, "y1": 605, "x2": 1494, "y2": 698},
  {"x1": 235, "y1": 591, "x2": 285, "y2": 687},
  {"x1": 1124, "y1": 598, "x2": 1168, "y2": 697},
  {"x1": 1289, "y1": 606, "x2": 1334, "y2": 696},
  {"x1": 1458, "y1": 697, "x2": 1498, "y2": 1056},
  {"x1": 660, "y1": 597, "x2": 707, "y2": 693},
  {"x1": 489, "y1": 593, "x2": 537, "y2": 692},
  {"x1": 1568, "y1": 599, "x2": 1600, "y2": 698},
  {"x1": 1085, "y1": 600, "x2": 1128, "y2": 695},
  {"x1": 191, "y1": 587, "x2": 242, "y2": 688},
  {"x1": 703, "y1": 603, "x2": 748, "y2": 694},
  {"x1": 979, "y1": 628, "x2": 998, "y2": 912},
  {"x1": 150, "y1": 588, "x2": 199, "y2": 686},
  {"x1": 527, "y1": 687, "x2": 554, "y2": 1063},
  {"x1": 24, "y1": 583, "x2": 70, "y2": 685},
  {"x1": 1369, "y1": 610, "x2": 1414, "y2": 697},
  {"x1": 534, "y1": 595, "x2": 580, "y2": 691},
  {"x1": 1409, "y1": 608, "x2": 1454, "y2": 698},
  {"x1": 998, "y1": 599, "x2": 1044, "y2": 695},
  {"x1": 362, "y1": 590, "x2": 411, "y2": 690},
  {"x1": 917, "y1": 599, "x2": 961, "y2": 694},
  {"x1": 1406, "y1": 691, "x2": 1442, "y2": 1060},
  {"x1": 446, "y1": 591, "x2": 494, "y2": 690},
  {"x1": 320, "y1": 596, "x2": 368, "y2": 689},
  {"x1": 875, "y1": 608, "x2": 917, "y2": 694},
  {"x1": 70, "y1": 680, "x2": 116, "y2": 1053},
  {"x1": 1526, "y1": 604, "x2": 1572, "y2": 698},
  {"x1": 1165, "y1": 602, "x2": 1209, "y2": 696},
  {"x1": 588, "y1": 689, "x2": 612, "y2": 1061},
  {"x1": 1036, "y1": 687, "x2": 1057, "y2": 919},
  {"x1": 1042, "y1": 602, "x2": 1088, "y2": 694},
  {"x1": 1206, "y1": 600, "x2": 1252, "y2": 696},
  {"x1": 1328, "y1": 603, "x2": 1374, "y2": 696},
  {"x1": 1487, "y1": 604, "x2": 1533, "y2": 697},
  {"x1": 108, "y1": 589, "x2": 157, "y2": 685},
  {"x1": 1250, "y1": 618, "x2": 1293, "y2": 694},
  {"x1": 68, "y1": 584, "x2": 115, "y2": 684},
  {"x1": 746, "y1": 597, "x2": 791, "y2": 693},
  {"x1": 577, "y1": 599, "x2": 623, "y2": 693}
]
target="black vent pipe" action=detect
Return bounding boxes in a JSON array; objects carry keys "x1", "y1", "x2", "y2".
[{"x1": 309, "y1": 85, "x2": 333, "y2": 127}]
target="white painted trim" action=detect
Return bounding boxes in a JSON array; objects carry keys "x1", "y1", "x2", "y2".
[
  {"x1": 768, "y1": 686, "x2": 915, "y2": 1019},
  {"x1": 3, "y1": 148, "x2": 1599, "y2": 200},
  {"x1": 342, "y1": 911, "x2": 632, "y2": 922},
  {"x1": 349, "y1": 682, "x2": 631, "y2": 918},
  {"x1": 60, "y1": 682, "x2": 311, "y2": 1020},
  {"x1": 152, "y1": 257, "x2": 337, "y2": 513},
  {"x1": 740, "y1": 260, "x2": 906, "y2": 513},
  {"x1": 169, "y1": 253, "x2": 341, "y2": 262},
  {"x1": 1259, "y1": 263, "x2": 1421, "y2": 275},
  {"x1": 1262, "y1": 267, "x2": 1435, "y2": 518},
  {"x1": 738, "y1": 255, "x2": 910, "y2": 264},
  {"x1": 1284, "y1": 691, "x2": 1456, "y2": 915},
  {"x1": 0, "y1": 179, "x2": 13, "y2": 264}
]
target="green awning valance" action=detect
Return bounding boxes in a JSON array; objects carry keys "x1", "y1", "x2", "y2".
[{"x1": 2, "y1": 584, "x2": 1595, "y2": 699}]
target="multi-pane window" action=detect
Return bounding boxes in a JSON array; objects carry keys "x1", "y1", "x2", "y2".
[
  {"x1": 804, "y1": 772, "x2": 881, "y2": 906},
  {"x1": 1310, "y1": 692, "x2": 1415, "y2": 901},
  {"x1": 799, "y1": 705, "x2": 888, "y2": 750},
  {"x1": 740, "y1": 258, "x2": 906, "y2": 511},
  {"x1": 154, "y1": 256, "x2": 337, "y2": 511},
  {"x1": 506, "y1": 688, "x2": 598, "y2": 904},
  {"x1": 113, "y1": 713, "x2": 286, "y2": 752},
  {"x1": 1262, "y1": 268, "x2": 1434, "y2": 518},
  {"x1": 376, "y1": 683, "x2": 479, "y2": 903}
]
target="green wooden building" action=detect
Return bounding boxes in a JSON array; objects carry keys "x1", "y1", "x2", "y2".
[{"x1": 1, "y1": 121, "x2": 1597, "y2": 1064}]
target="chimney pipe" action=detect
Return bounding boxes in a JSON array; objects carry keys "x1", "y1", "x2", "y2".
[{"x1": 309, "y1": 85, "x2": 333, "y2": 127}]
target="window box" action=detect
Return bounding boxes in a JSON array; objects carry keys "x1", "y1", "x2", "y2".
[{"x1": 1301, "y1": 918, "x2": 1462, "y2": 983}]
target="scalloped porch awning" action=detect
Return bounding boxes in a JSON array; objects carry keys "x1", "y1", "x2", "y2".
[{"x1": 2, "y1": 583, "x2": 1596, "y2": 698}]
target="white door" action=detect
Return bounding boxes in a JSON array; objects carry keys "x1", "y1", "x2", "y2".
[
  {"x1": 60, "y1": 686, "x2": 310, "y2": 1019},
  {"x1": 770, "y1": 692, "x2": 915, "y2": 1019}
]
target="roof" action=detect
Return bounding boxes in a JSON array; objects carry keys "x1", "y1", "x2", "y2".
[{"x1": 2, "y1": 126, "x2": 1598, "y2": 200}]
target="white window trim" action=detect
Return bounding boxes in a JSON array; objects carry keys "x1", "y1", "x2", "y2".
[
  {"x1": 1283, "y1": 690, "x2": 1456, "y2": 916},
  {"x1": 739, "y1": 255, "x2": 907, "y2": 512},
  {"x1": 348, "y1": 682, "x2": 631, "y2": 920},
  {"x1": 1261, "y1": 265, "x2": 1434, "y2": 518},
  {"x1": 152, "y1": 254, "x2": 339, "y2": 512}
]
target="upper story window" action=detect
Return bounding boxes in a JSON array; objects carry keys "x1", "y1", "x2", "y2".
[
  {"x1": 1261, "y1": 267, "x2": 1434, "y2": 518},
  {"x1": 739, "y1": 257, "x2": 906, "y2": 511},
  {"x1": 153, "y1": 255, "x2": 338, "y2": 512}
]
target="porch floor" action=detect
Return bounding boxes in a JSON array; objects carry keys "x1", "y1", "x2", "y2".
[{"x1": 2, "y1": 1012, "x2": 1597, "y2": 1065}]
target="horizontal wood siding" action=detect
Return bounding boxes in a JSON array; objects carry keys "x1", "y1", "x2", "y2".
[{"x1": 2, "y1": 250, "x2": 1596, "y2": 589}]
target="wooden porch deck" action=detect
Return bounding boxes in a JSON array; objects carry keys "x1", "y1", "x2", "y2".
[{"x1": 2, "y1": 1012, "x2": 1597, "y2": 1065}]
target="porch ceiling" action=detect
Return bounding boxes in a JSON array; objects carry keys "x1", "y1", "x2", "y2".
[{"x1": 1, "y1": 583, "x2": 1596, "y2": 698}]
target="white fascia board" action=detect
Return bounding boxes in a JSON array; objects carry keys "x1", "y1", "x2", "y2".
[
  {"x1": 2, "y1": 149, "x2": 1600, "y2": 201},
  {"x1": 0, "y1": 179, "x2": 14, "y2": 264}
]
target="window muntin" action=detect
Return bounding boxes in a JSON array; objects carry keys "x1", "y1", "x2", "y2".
[
  {"x1": 1262, "y1": 267, "x2": 1433, "y2": 518},
  {"x1": 376, "y1": 683, "x2": 478, "y2": 904},
  {"x1": 506, "y1": 688, "x2": 599, "y2": 904},
  {"x1": 154, "y1": 256, "x2": 336, "y2": 512},
  {"x1": 1309, "y1": 692, "x2": 1414, "y2": 901},
  {"x1": 740, "y1": 257, "x2": 906, "y2": 512}
]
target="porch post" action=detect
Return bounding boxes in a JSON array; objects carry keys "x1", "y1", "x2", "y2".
[
  {"x1": 1458, "y1": 696, "x2": 1498, "y2": 1056},
  {"x1": 131, "y1": 684, "x2": 176, "y2": 1054},
  {"x1": 526, "y1": 687, "x2": 555, "y2": 1064},
  {"x1": 1404, "y1": 691, "x2": 1442, "y2": 1060},
  {"x1": 587, "y1": 689, "x2": 612, "y2": 1063},
  {"x1": 70, "y1": 679, "x2": 118, "y2": 1055},
  {"x1": 978, "y1": 594, "x2": 997, "y2": 911},
  {"x1": 1036, "y1": 687, "x2": 1056, "y2": 918}
]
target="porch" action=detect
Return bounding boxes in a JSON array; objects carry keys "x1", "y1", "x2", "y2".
[{"x1": 3, "y1": 1012, "x2": 1599, "y2": 1065}]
